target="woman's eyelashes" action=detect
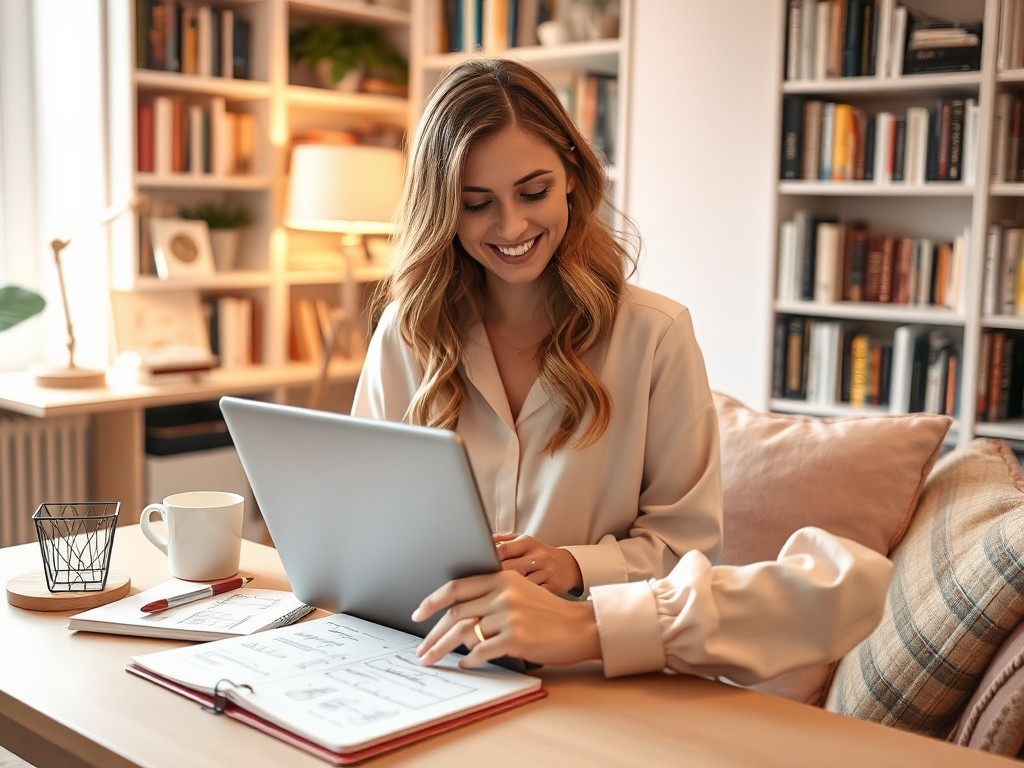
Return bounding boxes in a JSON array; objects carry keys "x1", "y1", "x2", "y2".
[{"x1": 462, "y1": 187, "x2": 552, "y2": 214}]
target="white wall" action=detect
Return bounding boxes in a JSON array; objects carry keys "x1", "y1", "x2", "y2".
[{"x1": 627, "y1": 0, "x2": 785, "y2": 409}]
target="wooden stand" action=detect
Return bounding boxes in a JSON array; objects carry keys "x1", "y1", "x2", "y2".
[{"x1": 6, "y1": 570, "x2": 131, "y2": 611}]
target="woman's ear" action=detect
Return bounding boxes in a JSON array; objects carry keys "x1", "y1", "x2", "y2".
[{"x1": 567, "y1": 174, "x2": 576, "y2": 195}]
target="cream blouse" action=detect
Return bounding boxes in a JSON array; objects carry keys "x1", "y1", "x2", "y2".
[{"x1": 352, "y1": 284, "x2": 723, "y2": 591}]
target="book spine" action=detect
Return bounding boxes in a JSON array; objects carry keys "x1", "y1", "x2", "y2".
[
  {"x1": 891, "y1": 115, "x2": 906, "y2": 181},
  {"x1": 1003, "y1": 229, "x2": 1021, "y2": 315},
  {"x1": 801, "y1": 100, "x2": 823, "y2": 180},
  {"x1": 819, "y1": 102, "x2": 836, "y2": 179},
  {"x1": 814, "y1": 1, "x2": 832, "y2": 79},
  {"x1": 947, "y1": 98, "x2": 965, "y2": 181},
  {"x1": 831, "y1": 103, "x2": 854, "y2": 180},
  {"x1": 849, "y1": 333, "x2": 870, "y2": 405},
  {"x1": 842, "y1": 0, "x2": 864, "y2": 77},
  {"x1": 153, "y1": 95, "x2": 173, "y2": 175},
  {"x1": 977, "y1": 330, "x2": 992, "y2": 420},
  {"x1": 800, "y1": 0, "x2": 816, "y2": 79},
  {"x1": 890, "y1": 5, "x2": 907, "y2": 76},
  {"x1": 781, "y1": 96, "x2": 804, "y2": 179},
  {"x1": 864, "y1": 234, "x2": 883, "y2": 302},
  {"x1": 994, "y1": 92, "x2": 1014, "y2": 183},
  {"x1": 862, "y1": 113, "x2": 875, "y2": 180},
  {"x1": 878, "y1": 235, "x2": 895, "y2": 303},
  {"x1": 848, "y1": 225, "x2": 868, "y2": 301},
  {"x1": 786, "y1": 316, "x2": 808, "y2": 398},
  {"x1": 815, "y1": 223, "x2": 842, "y2": 302},
  {"x1": 875, "y1": 0, "x2": 893, "y2": 78},
  {"x1": 983, "y1": 224, "x2": 1003, "y2": 316},
  {"x1": 988, "y1": 332, "x2": 1006, "y2": 421},
  {"x1": 220, "y1": 9, "x2": 234, "y2": 78},
  {"x1": 773, "y1": 315, "x2": 789, "y2": 398},
  {"x1": 137, "y1": 102, "x2": 154, "y2": 173}
]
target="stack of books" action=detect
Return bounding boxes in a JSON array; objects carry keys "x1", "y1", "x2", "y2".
[{"x1": 903, "y1": 19, "x2": 982, "y2": 75}]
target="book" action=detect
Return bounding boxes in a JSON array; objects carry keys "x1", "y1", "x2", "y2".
[
  {"x1": 781, "y1": 96, "x2": 804, "y2": 179},
  {"x1": 127, "y1": 613, "x2": 544, "y2": 762},
  {"x1": 68, "y1": 578, "x2": 313, "y2": 641}
]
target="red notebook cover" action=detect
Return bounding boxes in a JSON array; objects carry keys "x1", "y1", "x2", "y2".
[{"x1": 126, "y1": 663, "x2": 546, "y2": 764}]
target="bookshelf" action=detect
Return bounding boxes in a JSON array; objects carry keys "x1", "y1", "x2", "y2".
[
  {"x1": 410, "y1": 0, "x2": 632, "y2": 217},
  {"x1": 105, "y1": 0, "x2": 412, "y2": 398},
  {"x1": 768, "y1": 0, "x2": 1014, "y2": 448}
]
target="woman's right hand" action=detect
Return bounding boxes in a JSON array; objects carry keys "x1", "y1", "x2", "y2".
[{"x1": 411, "y1": 570, "x2": 602, "y2": 668}]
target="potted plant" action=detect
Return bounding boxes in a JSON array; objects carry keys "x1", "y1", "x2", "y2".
[
  {"x1": 179, "y1": 203, "x2": 254, "y2": 272},
  {"x1": 289, "y1": 22, "x2": 408, "y2": 95},
  {"x1": 0, "y1": 285, "x2": 45, "y2": 332}
]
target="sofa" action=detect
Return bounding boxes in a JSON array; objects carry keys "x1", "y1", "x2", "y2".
[{"x1": 713, "y1": 392, "x2": 1024, "y2": 759}]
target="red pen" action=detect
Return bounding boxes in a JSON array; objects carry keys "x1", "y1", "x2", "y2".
[{"x1": 140, "y1": 576, "x2": 254, "y2": 614}]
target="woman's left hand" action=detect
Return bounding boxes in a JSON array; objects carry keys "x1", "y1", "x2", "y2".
[
  {"x1": 492, "y1": 533, "x2": 583, "y2": 595},
  {"x1": 411, "y1": 571, "x2": 601, "y2": 668}
]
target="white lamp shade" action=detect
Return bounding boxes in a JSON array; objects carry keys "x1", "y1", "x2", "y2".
[{"x1": 285, "y1": 144, "x2": 405, "y2": 234}]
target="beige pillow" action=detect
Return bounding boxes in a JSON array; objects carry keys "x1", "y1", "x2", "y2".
[
  {"x1": 825, "y1": 439, "x2": 1024, "y2": 738},
  {"x1": 713, "y1": 392, "x2": 952, "y2": 704}
]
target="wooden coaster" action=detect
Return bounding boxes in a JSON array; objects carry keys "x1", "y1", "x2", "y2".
[{"x1": 6, "y1": 570, "x2": 131, "y2": 612}]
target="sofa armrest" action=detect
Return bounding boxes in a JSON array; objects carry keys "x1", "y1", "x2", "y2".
[{"x1": 952, "y1": 621, "x2": 1024, "y2": 755}]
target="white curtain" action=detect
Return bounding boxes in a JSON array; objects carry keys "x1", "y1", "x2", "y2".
[{"x1": 0, "y1": 0, "x2": 44, "y2": 372}]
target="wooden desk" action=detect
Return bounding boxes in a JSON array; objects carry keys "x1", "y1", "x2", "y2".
[
  {"x1": 0, "y1": 362, "x2": 362, "y2": 525},
  {"x1": 0, "y1": 528, "x2": 1014, "y2": 768}
]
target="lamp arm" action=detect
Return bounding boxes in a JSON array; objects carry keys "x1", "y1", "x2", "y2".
[{"x1": 50, "y1": 239, "x2": 77, "y2": 369}]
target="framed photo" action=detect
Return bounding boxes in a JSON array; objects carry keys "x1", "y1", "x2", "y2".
[
  {"x1": 109, "y1": 290, "x2": 212, "y2": 362},
  {"x1": 150, "y1": 218, "x2": 215, "y2": 280}
]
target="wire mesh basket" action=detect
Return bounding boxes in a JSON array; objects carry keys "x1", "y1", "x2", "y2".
[{"x1": 33, "y1": 502, "x2": 120, "y2": 592}]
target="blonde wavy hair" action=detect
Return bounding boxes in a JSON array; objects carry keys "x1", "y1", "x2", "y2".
[{"x1": 375, "y1": 58, "x2": 636, "y2": 453}]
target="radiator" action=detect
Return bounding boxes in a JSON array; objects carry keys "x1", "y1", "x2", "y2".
[{"x1": 0, "y1": 412, "x2": 89, "y2": 547}]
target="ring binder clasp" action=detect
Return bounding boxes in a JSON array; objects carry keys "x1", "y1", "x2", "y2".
[{"x1": 202, "y1": 678, "x2": 253, "y2": 715}]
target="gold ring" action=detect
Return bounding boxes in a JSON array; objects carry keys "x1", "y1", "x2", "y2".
[
  {"x1": 530, "y1": 560, "x2": 537, "y2": 567},
  {"x1": 473, "y1": 621, "x2": 485, "y2": 643}
]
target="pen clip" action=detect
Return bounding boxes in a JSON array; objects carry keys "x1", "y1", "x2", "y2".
[{"x1": 201, "y1": 678, "x2": 254, "y2": 715}]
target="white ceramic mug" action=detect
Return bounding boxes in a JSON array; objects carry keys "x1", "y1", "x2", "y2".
[{"x1": 140, "y1": 491, "x2": 244, "y2": 581}]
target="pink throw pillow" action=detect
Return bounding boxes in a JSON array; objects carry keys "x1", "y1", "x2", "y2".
[{"x1": 712, "y1": 392, "x2": 951, "y2": 704}]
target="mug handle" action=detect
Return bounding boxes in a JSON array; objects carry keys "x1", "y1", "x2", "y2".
[{"x1": 140, "y1": 503, "x2": 169, "y2": 555}]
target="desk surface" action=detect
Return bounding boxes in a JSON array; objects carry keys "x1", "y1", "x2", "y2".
[
  {"x1": 0, "y1": 528, "x2": 1015, "y2": 768},
  {"x1": 0, "y1": 360, "x2": 364, "y2": 418}
]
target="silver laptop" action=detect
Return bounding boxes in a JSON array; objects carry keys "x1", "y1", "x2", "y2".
[{"x1": 219, "y1": 396, "x2": 501, "y2": 639}]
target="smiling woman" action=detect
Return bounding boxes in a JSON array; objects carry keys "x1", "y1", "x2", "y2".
[{"x1": 353, "y1": 57, "x2": 721, "y2": 599}]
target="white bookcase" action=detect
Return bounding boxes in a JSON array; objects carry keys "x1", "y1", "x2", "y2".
[
  {"x1": 104, "y1": 0, "x2": 412, "y2": 387},
  {"x1": 409, "y1": 0, "x2": 633, "y2": 217},
  {"x1": 768, "y1": 0, "x2": 1022, "y2": 448}
]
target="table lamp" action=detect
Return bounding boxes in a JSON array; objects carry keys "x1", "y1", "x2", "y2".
[
  {"x1": 284, "y1": 143, "x2": 404, "y2": 407},
  {"x1": 31, "y1": 198, "x2": 143, "y2": 389}
]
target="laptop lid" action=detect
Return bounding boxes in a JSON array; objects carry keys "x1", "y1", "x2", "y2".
[{"x1": 219, "y1": 396, "x2": 501, "y2": 639}]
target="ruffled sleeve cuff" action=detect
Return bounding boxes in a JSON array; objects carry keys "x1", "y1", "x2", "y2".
[{"x1": 591, "y1": 581, "x2": 667, "y2": 678}]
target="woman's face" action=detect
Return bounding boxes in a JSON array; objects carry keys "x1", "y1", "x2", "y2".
[{"x1": 457, "y1": 127, "x2": 574, "y2": 288}]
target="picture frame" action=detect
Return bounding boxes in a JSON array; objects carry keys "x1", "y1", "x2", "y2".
[
  {"x1": 109, "y1": 290, "x2": 213, "y2": 365},
  {"x1": 150, "y1": 218, "x2": 215, "y2": 280}
]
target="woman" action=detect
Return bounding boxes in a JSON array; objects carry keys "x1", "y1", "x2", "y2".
[
  {"x1": 355, "y1": 58, "x2": 892, "y2": 682},
  {"x1": 352, "y1": 58, "x2": 721, "y2": 597}
]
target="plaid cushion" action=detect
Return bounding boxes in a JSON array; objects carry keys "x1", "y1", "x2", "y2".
[{"x1": 824, "y1": 439, "x2": 1024, "y2": 737}]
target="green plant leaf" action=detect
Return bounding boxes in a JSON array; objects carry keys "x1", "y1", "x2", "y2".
[
  {"x1": 179, "y1": 203, "x2": 254, "y2": 229},
  {"x1": 0, "y1": 285, "x2": 45, "y2": 332}
]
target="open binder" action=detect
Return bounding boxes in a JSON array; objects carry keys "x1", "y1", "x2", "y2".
[{"x1": 126, "y1": 613, "x2": 545, "y2": 764}]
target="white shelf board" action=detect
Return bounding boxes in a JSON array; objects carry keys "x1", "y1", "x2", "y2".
[
  {"x1": 287, "y1": 0, "x2": 411, "y2": 24},
  {"x1": 423, "y1": 38, "x2": 622, "y2": 74},
  {"x1": 974, "y1": 421, "x2": 1024, "y2": 441},
  {"x1": 782, "y1": 71, "x2": 982, "y2": 96},
  {"x1": 130, "y1": 272, "x2": 273, "y2": 291},
  {"x1": 774, "y1": 300, "x2": 967, "y2": 325},
  {"x1": 779, "y1": 181, "x2": 973, "y2": 197},
  {"x1": 285, "y1": 85, "x2": 409, "y2": 118},
  {"x1": 134, "y1": 70, "x2": 272, "y2": 99},
  {"x1": 136, "y1": 173, "x2": 273, "y2": 190},
  {"x1": 982, "y1": 315, "x2": 1024, "y2": 330},
  {"x1": 990, "y1": 183, "x2": 1024, "y2": 196},
  {"x1": 769, "y1": 399, "x2": 891, "y2": 417}
]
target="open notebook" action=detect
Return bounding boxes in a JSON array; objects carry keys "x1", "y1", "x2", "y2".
[{"x1": 127, "y1": 613, "x2": 544, "y2": 763}]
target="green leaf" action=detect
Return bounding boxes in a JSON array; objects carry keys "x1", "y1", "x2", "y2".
[{"x1": 0, "y1": 285, "x2": 45, "y2": 332}]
